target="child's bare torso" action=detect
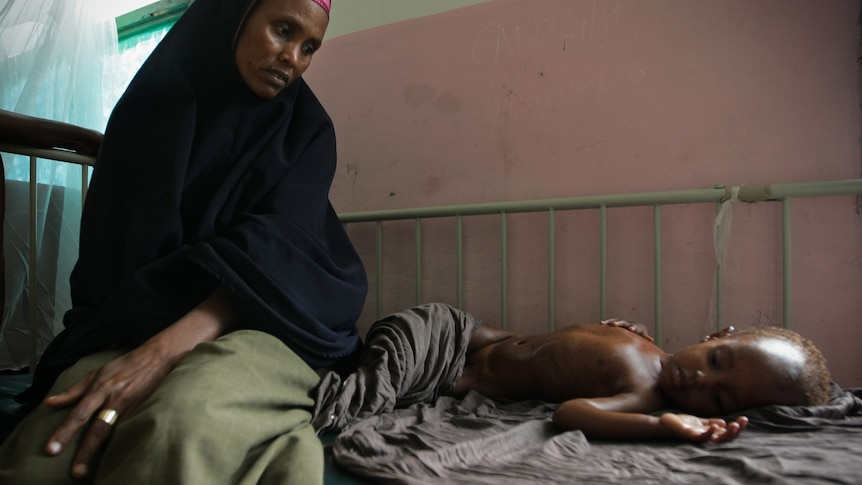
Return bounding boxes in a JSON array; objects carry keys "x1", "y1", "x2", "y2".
[{"x1": 451, "y1": 324, "x2": 666, "y2": 403}]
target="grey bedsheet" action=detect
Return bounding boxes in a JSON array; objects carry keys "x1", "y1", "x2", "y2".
[{"x1": 332, "y1": 385, "x2": 862, "y2": 484}]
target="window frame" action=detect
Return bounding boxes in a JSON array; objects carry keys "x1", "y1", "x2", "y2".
[{"x1": 115, "y1": 0, "x2": 192, "y2": 42}]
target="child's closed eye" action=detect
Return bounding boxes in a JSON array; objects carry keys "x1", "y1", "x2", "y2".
[{"x1": 709, "y1": 349, "x2": 720, "y2": 368}]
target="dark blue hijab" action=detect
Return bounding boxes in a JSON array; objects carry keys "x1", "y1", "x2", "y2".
[{"x1": 24, "y1": 0, "x2": 367, "y2": 403}]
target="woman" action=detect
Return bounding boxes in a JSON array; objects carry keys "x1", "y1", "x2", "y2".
[{"x1": 0, "y1": 0, "x2": 366, "y2": 482}]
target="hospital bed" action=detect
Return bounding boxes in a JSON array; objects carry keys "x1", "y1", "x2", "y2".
[{"x1": 330, "y1": 178, "x2": 862, "y2": 484}]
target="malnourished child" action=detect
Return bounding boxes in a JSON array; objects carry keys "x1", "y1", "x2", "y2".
[{"x1": 312, "y1": 303, "x2": 830, "y2": 443}]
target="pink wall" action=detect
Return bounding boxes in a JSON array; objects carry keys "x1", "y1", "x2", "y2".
[{"x1": 306, "y1": 0, "x2": 862, "y2": 386}]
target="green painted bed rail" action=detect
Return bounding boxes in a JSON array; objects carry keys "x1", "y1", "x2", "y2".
[{"x1": 340, "y1": 179, "x2": 862, "y2": 338}]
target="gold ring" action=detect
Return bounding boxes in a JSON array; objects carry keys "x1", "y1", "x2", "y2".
[{"x1": 96, "y1": 408, "x2": 119, "y2": 426}]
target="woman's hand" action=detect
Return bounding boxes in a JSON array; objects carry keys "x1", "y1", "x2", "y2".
[
  {"x1": 43, "y1": 285, "x2": 236, "y2": 480},
  {"x1": 702, "y1": 326, "x2": 735, "y2": 342},
  {"x1": 43, "y1": 341, "x2": 177, "y2": 479},
  {"x1": 601, "y1": 318, "x2": 654, "y2": 342},
  {"x1": 659, "y1": 412, "x2": 748, "y2": 443}
]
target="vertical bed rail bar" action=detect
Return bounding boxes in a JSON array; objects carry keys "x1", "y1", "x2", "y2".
[
  {"x1": 456, "y1": 214, "x2": 463, "y2": 308},
  {"x1": 653, "y1": 204, "x2": 663, "y2": 346},
  {"x1": 500, "y1": 212, "x2": 509, "y2": 329},
  {"x1": 548, "y1": 208, "x2": 556, "y2": 331},
  {"x1": 414, "y1": 219, "x2": 422, "y2": 306},
  {"x1": 714, "y1": 197, "x2": 723, "y2": 331},
  {"x1": 599, "y1": 205, "x2": 608, "y2": 320},
  {"x1": 782, "y1": 197, "x2": 792, "y2": 329},
  {"x1": 375, "y1": 221, "x2": 383, "y2": 319},
  {"x1": 82, "y1": 165, "x2": 89, "y2": 204},
  {"x1": 28, "y1": 155, "x2": 38, "y2": 370}
]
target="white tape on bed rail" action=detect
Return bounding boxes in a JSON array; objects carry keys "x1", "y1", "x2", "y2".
[{"x1": 714, "y1": 185, "x2": 740, "y2": 268}]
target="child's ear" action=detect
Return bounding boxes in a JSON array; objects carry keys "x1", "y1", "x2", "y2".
[{"x1": 701, "y1": 326, "x2": 735, "y2": 342}]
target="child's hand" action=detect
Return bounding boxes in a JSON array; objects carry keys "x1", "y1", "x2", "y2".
[
  {"x1": 601, "y1": 318, "x2": 654, "y2": 342},
  {"x1": 659, "y1": 413, "x2": 748, "y2": 443}
]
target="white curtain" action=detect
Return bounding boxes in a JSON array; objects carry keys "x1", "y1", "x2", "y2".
[{"x1": 0, "y1": 0, "x2": 118, "y2": 370}]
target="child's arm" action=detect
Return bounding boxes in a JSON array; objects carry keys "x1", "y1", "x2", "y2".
[{"x1": 553, "y1": 393, "x2": 748, "y2": 443}]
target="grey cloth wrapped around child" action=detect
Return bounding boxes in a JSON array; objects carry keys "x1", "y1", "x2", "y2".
[{"x1": 312, "y1": 303, "x2": 479, "y2": 434}]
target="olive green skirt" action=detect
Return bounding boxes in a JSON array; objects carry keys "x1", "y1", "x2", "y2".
[{"x1": 0, "y1": 330, "x2": 323, "y2": 485}]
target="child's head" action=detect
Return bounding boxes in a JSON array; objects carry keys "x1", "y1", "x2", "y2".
[{"x1": 658, "y1": 326, "x2": 831, "y2": 416}]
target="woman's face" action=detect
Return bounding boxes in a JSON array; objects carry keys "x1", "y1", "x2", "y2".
[{"x1": 234, "y1": 0, "x2": 328, "y2": 99}]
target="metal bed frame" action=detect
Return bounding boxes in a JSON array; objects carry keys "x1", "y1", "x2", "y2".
[
  {"x1": 341, "y1": 179, "x2": 862, "y2": 344},
  {"x1": 0, "y1": 143, "x2": 94, "y2": 370}
]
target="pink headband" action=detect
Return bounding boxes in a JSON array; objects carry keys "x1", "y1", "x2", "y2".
[{"x1": 312, "y1": 0, "x2": 330, "y2": 16}]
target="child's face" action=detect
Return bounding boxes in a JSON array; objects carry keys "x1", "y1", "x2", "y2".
[{"x1": 657, "y1": 334, "x2": 807, "y2": 415}]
